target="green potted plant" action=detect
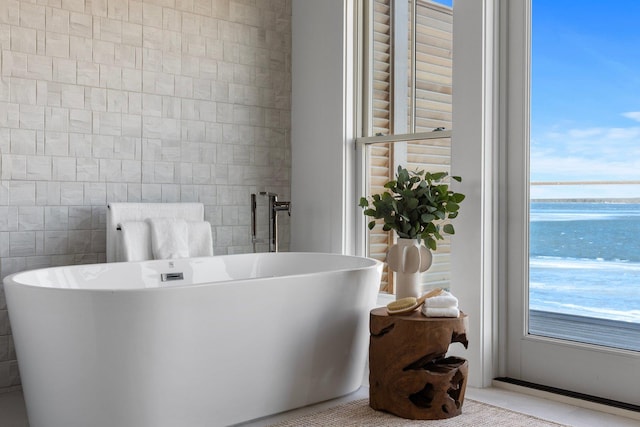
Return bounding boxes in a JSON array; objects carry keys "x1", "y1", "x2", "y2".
[{"x1": 359, "y1": 166, "x2": 465, "y2": 298}]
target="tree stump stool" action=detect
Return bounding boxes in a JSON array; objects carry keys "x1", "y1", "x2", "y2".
[{"x1": 369, "y1": 307, "x2": 469, "y2": 420}]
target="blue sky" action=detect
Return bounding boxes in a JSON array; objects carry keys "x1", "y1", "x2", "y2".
[{"x1": 530, "y1": 0, "x2": 640, "y2": 199}]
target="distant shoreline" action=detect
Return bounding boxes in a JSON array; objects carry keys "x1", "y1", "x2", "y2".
[{"x1": 532, "y1": 199, "x2": 640, "y2": 203}]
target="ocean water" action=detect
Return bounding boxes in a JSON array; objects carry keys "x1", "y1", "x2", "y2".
[{"x1": 530, "y1": 202, "x2": 640, "y2": 323}]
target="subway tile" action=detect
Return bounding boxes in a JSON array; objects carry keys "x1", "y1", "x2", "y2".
[
  {"x1": 0, "y1": 206, "x2": 18, "y2": 231},
  {"x1": 76, "y1": 158, "x2": 99, "y2": 182},
  {"x1": 93, "y1": 111, "x2": 121, "y2": 136},
  {"x1": 140, "y1": 183, "x2": 161, "y2": 202},
  {"x1": 128, "y1": 0, "x2": 143, "y2": 25},
  {"x1": 44, "y1": 131, "x2": 69, "y2": 156},
  {"x1": 108, "y1": 0, "x2": 128, "y2": 20},
  {"x1": 90, "y1": 229, "x2": 106, "y2": 253},
  {"x1": 122, "y1": 114, "x2": 141, "y2": 137},
  {"x1": 99, "y1": 64, "x2": 122, "y2": 89},
  {"x1": 161, "y1": 184, "x2": 180, "y2": 202},
  {"x1": 10, "y1": 78, "x2": 37, "y2": 105},
  {"x1": 1, "y1": 154, "x2": 26, "y2": 180},
  {"x1": 10, "y1": 181, "x2": 36, "y2": 206},
  {"x1": 26, "y1": 156, "x2": 52, "y2": 180},
  {"x1": 0, "y1": 335, "x2": 9, "y2": 362},
  {"x1": 92, "y1": 135, "x2": 114, "y2": 158},
  {"x1": 91, "y1": 205, "x2": 106, "y2": 230},
  {"x1": 46, "y1": 32, "x2": 71, "y2": 58},
  {"x1": 163, "y1": 8, "x2": 181, "y2": 32},
  {"x1": 127, "y1": 183, "x2": 142, "y2": 201},
  {"x1": 18, "y1": 206, "x2": 44, "y2": 231},
  {"x1": 47, "y1": 7, "x2": 70, "y2": 34},
  {"x1": 115, "y1": 45, "x2": 139, "y2": 70},
  {"x1": 53, "y1": 58, "x2": 77, "y2": 84},
  {"x1": 96, "y1": 17, "x2": 122, "y2": 44},
  {"x1": 93, "y1": 39, "x2": 115, "y2": 65},
  {"x1": 99, "y1": 158, "x2": 121, "y2": 181},
  {"x1": 68, "y1": 229, "x2": 92, "y2": 253},
  {"x1": 127, "y1": 92, "x2": 142, "y2": 114},
  {"x1": 53, "y1": 157, "x2": 76, "y2": 181},
  {"x1": 106, "y1": 182, "x2": 127, "y2": 202},
  {"x1": 142, "y1": 3, "x2": 163, "y2": 28},
  {"x1": 68, "y1": 206, "x2": 92, "y2": 229},
  {"x1": 62, "y1": 0, "x2": 85, "y2": 13},
  {"x1": 77, "y1": 61, "x2": 100, "y2": 86},
  {"x1": 45, "y1": 107, "x2": 70, "y2": 132},
  {"x1": 69, "y1": 109, "x2": 92, "y2": 133},
  {"x1": 19, "y1": 105, "x2": 44, "y2": 130},
  {"x1": 122, "y1": 22, "x2": 142, "y2": 47},
  {"x1": 70, "y1": 36, "x2": 93, "y2": 62},
  {"x1": 86, "y1": 87, "x2": 107, "y2": 112},
  {"x1": 90, "y1": 0, "x2": 108, "y2": 18},
  {"x1": 20, "y1": 2, "x2": 46, "y2": 30},
  {"x1": 60, "y1": 182, "x2": 84, "y2": 205},
  {"x1": 10, "y1": 129, "x2": 36, "y2": 155},
  {"x1": 43, "y1": 230, "x2": 69, "y2": 254},
  {"x1": 122, "y1": 68, "x2": 142, "y2": 92},
  {"x1": 0, "y1": 310, "x2": 10, "y2": 336},
  {"x1": 10, "y1": 231, "x2": 36, "y2": 256},
  {"x1": 83, "y1": 182, "x2": 106, "y2": 205},
  {"x1": 113, "y1": 134, "x2": 138, "y2": 160},
  {"x1": 25, "y1": 254, "x2": 52, "y2": 270},
  {"x1": 36, "y1": 181, "x2": 60, "y2": 205},
  {"x1": 69, "y1": 13, "x2": 92, "y2": 38},
  {"x1": 11, "y1": 26, "x2": 37, "y2": 54},
  {"x1": 0, "y1": 1, "x2": 19, "y2": 26},
  {"x1": 0, "y1": 102, "x2": 19, "y2": 128},
  {"x1": 69, "y1": 134, "x2": 93, "y2": 157},
  {"x1": 44, "y1": 206, "x2": 69, "y2": 231},
  {"x1": 0, "y1": 181, "x2": 8, "y2": 205}
]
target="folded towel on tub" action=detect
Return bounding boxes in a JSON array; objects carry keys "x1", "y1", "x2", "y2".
[
  {"x1": 188, "y1": 221, "x2": 213, "y2": 257},
  {"x1": 118, "y1": 221, "x2": 153, "y2": 261},
  {"x1": 147, "y1": 218, "x2": 190, "y2": 259},
  {"x1": 422, "y1": 306, "x2": 460, "y2": 318}
]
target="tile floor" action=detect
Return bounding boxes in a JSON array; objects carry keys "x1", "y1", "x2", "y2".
[{"x1": 1, "y1": 384, "x2": 638, "y2": 427}]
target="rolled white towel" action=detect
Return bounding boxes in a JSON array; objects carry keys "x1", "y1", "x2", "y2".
[
  {"x1": 147, "y1": 218, "x2": 189, "y2": 259},
  {"x1": 424, "y1": 290, "x2": 458, "y2": 308},
  {"x1": 422, "y1": 306, "x2": 460, "y2": 318},
  {"x1": 188, "y1": 221, "x2": 213, "y2": 257}
]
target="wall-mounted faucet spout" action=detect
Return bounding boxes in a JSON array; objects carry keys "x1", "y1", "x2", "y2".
[{"x1": 251, "y1": 192, "x2": 291, "y2": 252}]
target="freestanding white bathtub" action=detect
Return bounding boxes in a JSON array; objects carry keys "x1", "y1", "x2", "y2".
[{"x1": 4, "y1": 253, "x2": 382, "y2": 427}]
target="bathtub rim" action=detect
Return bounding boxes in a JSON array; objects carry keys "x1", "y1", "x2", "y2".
[{"x1": 3, "y1": 252, "x2": 383, "y2": 293}]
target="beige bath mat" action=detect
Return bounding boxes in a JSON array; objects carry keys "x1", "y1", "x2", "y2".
[{"x1": 267, "y1": 398, "x2": 568, "y2": 427}]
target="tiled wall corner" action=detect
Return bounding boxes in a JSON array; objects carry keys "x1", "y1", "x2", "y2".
[{"x1": 0, "y1": 0, "x2": 292, "y2": 392}]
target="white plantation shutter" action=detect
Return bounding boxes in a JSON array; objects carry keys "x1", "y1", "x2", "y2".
[
  {"x1": 365, "y1": 0, "x2": 453, "y2": 294},
  {"x1": 369, "y1": 0, "x2": 394, "y2": 291}
]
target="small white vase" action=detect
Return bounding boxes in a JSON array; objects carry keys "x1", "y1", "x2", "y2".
[{"x1": 386, "y1": 238, "x2": 433, "y2": 299}]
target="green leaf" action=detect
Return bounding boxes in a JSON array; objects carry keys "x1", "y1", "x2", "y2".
[
  {"x1": 421, "y1": 213, "x2": 436, "y2": 223},
  {"x1": 451, "y1": 193, "x2": 465, "y2": 203},
  {"x1": 359, "y1": 197, "x2": 369, "y2": 208},
  {"x1": 447, "y1": 202, "x2": 460, "y2": 212},
  {"x1": 426, "y1": 237, "x2": 437, "y2": 251},
  {"x1": 443, "y1": 223, "x2": 455, "y2": 235},
  {"x1": 367, "y1": 221, "x2": 376, "y2": 230},
  {"x1": 452, "y1": 175, "x2": 462, "y2": 182}
]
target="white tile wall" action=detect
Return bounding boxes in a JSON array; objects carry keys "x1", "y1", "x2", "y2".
[{"x1": 0, "y1": 0, "x2": 292, "y2": 391}]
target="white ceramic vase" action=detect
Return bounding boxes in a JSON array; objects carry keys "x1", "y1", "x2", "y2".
[{"x1": 386, "y1": 238, "x2": 433, "y2": 299}]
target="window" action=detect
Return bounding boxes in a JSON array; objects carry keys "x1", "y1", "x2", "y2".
[{"x1": 359, "y1": 0, "x2": 453, "y2": 293}]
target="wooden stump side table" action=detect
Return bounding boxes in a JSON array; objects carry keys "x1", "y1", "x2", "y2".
[{"x1": 369, "y1": 307, "x2": 469, "y2": 420}]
